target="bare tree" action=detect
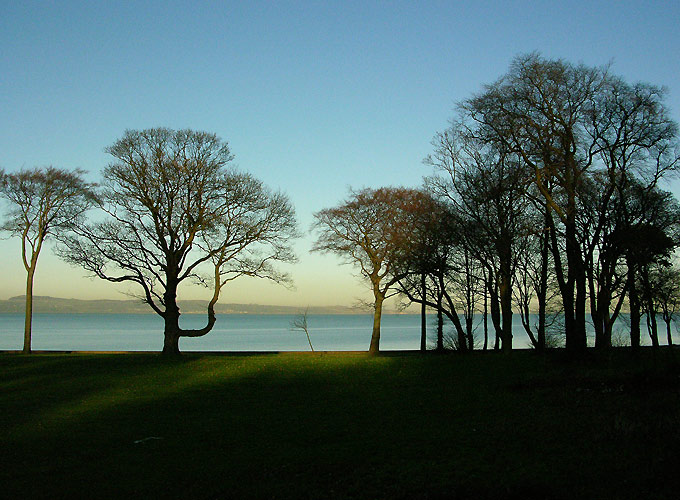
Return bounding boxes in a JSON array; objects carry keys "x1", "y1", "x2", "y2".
[
  {"x1": 290, "y1": 308, "x2": 314, "y2": 351},
  {"x1": 312, "y1": 187, "x2": 432, "y2": 354},
  {"x1": 656, "y1": 266, "x2": 680, "y2": 346},
  {"x1": 458, "y1": 53, "x2": 679, "y2": 352},
  {"x1": 426, "y1": 126, "x2": 530, "y2": 351},
  {"x1": 393, "y1": 199, "x2": 471, "y2": 351},
  {"x1": 0, "y1": 167, "x2": 96, "y2": 353},
  {"x1": 59, "y1": 128, "x2": 298, "y2": 355}
]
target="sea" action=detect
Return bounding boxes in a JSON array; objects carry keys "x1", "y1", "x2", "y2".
[{"x1": 0, "y1": 312, "x2": 673, "y2": 352}]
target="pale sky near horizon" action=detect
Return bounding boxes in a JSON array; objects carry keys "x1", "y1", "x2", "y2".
[{"x1": 1, "y1": 0, "x2": 679, "y2": 309}]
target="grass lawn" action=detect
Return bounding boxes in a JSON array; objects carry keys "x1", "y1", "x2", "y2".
[{"x1": 1, "y1": 349, "x2": 679, "y2": 499}]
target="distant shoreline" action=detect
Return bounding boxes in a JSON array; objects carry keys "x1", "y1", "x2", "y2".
[{"x1": 0, "y1": 295, "x2": 415, "y2": 315}]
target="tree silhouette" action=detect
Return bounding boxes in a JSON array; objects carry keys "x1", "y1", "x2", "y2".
[
  {"x1": 313, "y1": 187, "x2": 432, "y2": 354},
  {"x1": 1, "y1": 167, "x2": 96, "y2": 353},
  {"x1": 59, "y1": 128, "x2": 298, "y2": 354}
]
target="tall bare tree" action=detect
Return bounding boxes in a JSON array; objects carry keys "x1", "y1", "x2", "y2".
[
  {"x1": 460, "y1": 54, "x2": 609, "y2": 351},
  {"x1": 458, "y1": 53, "x2": 679, "y2": 351},
  {"x1": 654, "y1": 266, "x2": 680, "y2": 346},
  {"x1": 1, "y1": 167, "x2": 96, "y2": 353},
  {"x1": 426, "y1": 127, "x2": 529, "y2": 351},
  {"x1": 59, "y1": 128, "x2": 298, "y2": 355},
  {"x1": 312, "y1": 187, "x2": 432, "y2": 354}
]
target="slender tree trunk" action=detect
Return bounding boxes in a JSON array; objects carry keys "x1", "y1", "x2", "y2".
[
  {"x1": 465, "y1": 313, "x2": 473, "y2": 351},
  {"x1": 575, "y1": 263, "x2": 588, "y2": 349},
  {"x1": 665, "y1": 317, "x2": 673, "y2": 346},
  {"x1": 420, "y1": 273, "x2": 427, "y2": 352},
  {"x1": 369, "y1": 291, "x2": 384, "y2": 355},
  {"x1": 647, "y1": 312, "x2": 660, "y2": 348},
  {"x1": 537, "y1": 211, "x2": 549, "y2": 351},
  {"x1": 483, "y1": 282, "x2": 488, "y2": 351},
  {"x1": 520, "y1": 303, "x2": 538, "y2": 348},
  {"x1": 626, "y1": 259, "x2": 641, "y2": 349},
  {"x1": 488, "y1": 282, "x2": 502, "y2": 350},
  {"x1": 641, "y1": 266, "x2": 660, "y2": 348},
  {"x1": 437, "y1": 289, "x2": 445, "y2": 352},
  {"x1": 23, "y1": 266, "x2": 36, "y2": 354},
  {"x1": 499, "y1": 246, "x2": 513, "y2": 352},
  {"x1": 592, "y1": 284, "x2": 612, "y2": 349},
  {"x1": 547, "y1": 210, "x2": 578, "y2": 351}
]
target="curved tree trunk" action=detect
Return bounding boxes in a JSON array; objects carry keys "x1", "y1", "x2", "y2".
[{"x1": 161, "y1": 269, "x2": 221, "y2": 356}]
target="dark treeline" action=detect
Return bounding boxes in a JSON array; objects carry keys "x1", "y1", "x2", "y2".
[{"x1": 314, "y1": 54, "x2": 680, "y2": 354}]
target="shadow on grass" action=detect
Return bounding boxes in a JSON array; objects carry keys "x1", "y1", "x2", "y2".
[{"x1": 1, "y1": 350, "x2": 679, "y2": 499}]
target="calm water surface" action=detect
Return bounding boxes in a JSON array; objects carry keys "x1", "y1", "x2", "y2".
[{"x1": 0, "y1": 313, "x2": 670, "y2": 352}]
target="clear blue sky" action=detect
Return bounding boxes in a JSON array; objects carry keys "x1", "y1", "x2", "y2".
[{"x1": 1, "y1": 0, "x2": 679, "y2": 307}]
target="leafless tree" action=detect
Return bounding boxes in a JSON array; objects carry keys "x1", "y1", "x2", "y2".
[
  {"x1": 655, "y1": 266, "x2": 680, "y2": 346},
  {"x1": 312, "y1": 187, "x2": 432, "y2": 354},
  {"x1": 58, "y1": 128, "x2": 298, "y2": 355},
  {"x1": 426, "y1": 126, "x2": 530, "y2": 351},
  {"x1": 458, "y1": 53, "x2": 679, "y2": 351},
  {"x1": 290, "y1": 308, "x2": 314, "y2": 351},
  {"x1": 1, "y1": 167, "x2": 96, "y2": 353}
]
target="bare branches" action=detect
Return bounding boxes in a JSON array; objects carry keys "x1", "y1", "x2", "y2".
[
  {"x1": 290, "y1": 308, "x2": 314, "y2": 352},
  {"x1": 312, "y1": 187, "x2": 434, "y2": 353},
  {"x1": 0, "y1": 167, "x2": 97, "y2": 353},
  {"x1": 58, "y1": 128, "x2": 298, "y2": 353}
]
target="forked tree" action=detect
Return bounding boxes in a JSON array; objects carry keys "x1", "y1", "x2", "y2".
[
  {"x1": 59, "y1": 128, "x2": 298, "y2": 355},
  {"x1": 312, "y1": 187, "x2": 433, "y2": 354},
  {"x1": 0, "y1": 167, "x2": 96, "y2": 353}
]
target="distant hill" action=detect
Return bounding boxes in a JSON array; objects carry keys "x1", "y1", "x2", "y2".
[{"x1": 0, "y1": 296, "x2": 368, "y2": 315}]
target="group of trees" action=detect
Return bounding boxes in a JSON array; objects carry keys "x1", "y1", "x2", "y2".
[
  {"x1": 1, "y1": 129, "x2": 298, "y2": 354},
  {"x1": 3, "y1": 55, "x2": 679, "y2": 356},
  {"x1": 312, "y1": 54, "x2": 680, "y2": 354}
]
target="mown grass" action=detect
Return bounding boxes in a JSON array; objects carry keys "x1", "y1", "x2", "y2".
[{"x1": 1, "y1": 349, "x2": 679, "y2": 499}]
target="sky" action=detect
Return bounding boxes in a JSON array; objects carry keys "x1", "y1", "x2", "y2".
[{"x1": 1, "y1": 0, "x2": 679, "y2": 309}]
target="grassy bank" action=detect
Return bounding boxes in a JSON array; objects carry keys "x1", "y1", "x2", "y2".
[{"x1": 1, "y1": 349, "x2": 679, "y2": 499}]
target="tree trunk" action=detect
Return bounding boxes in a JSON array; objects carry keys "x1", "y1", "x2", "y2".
[
  {"x1": 436, "y1": 289, "x2": 445, "y2": 352},
  {"x1": 537, "y1": 210, "x2": 549, "y2": 351},
  {"x1": 23, "y1": 266, "x2": 36, "y2": 354},
  {"x1": 499, "y1": 245, "x2": 513, "y2": 352},
  {"x1": 641, "y1": 266, "x2": 660, "y2": 348},
  {"x1": 627, "y1": 260, "x2": 641, "y2": 349},
  {"x1": 465, "y1": 313, "x2": 474, "y2": 351},
  {"x1": 162, "y1": 282, "x2": 182, "y2": 356},
  {"x1": 369, "y1": 292, "x2": 384, "y2": 355},
  {"x1": 420, "y1": 273, "x2": 427, "y2": 352},
  {"x1": 564, "y1": 220, "x2": 587, "y2": 351},
  {"x1": 647, "y1": 312, "x2": 660, "y2": 348},
  {"x1": 665, "y1": 317, "x2": 673, "y2": 346},
  {"x1": 162, "y1": 310, "x2": 181, "y2": 356},
  {"x1": 488, "y1": 281, "x2": 502, "y2": 350},
  {"x1": 483, "y1": 284, "x2": 488, "y2": 351}
]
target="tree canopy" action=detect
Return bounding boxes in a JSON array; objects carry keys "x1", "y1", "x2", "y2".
[
  {"x1": 1, "y1": 167, "x2": 96, "y2": 353},
  {"x1": 313, "y1": 187, "x2": 434, "y2": 353},
  {"x1": 60, "y1": 128, "x2": 298, "y2": 354}
]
